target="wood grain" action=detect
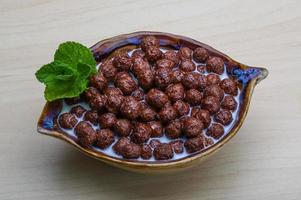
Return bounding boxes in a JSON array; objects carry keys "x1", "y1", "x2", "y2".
[{"x1": 0, "y1": 0, "x2": 301, "y2": 199}]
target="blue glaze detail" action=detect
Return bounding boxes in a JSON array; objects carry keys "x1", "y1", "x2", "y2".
[
  {"x1": 42, "y1": 116, "x2": 54, "y2": 130},
  {"x1": 232, "y1": 67, "x2": 261, "y2": 84},
  {"x1": 126, "y1": 37, "x2": 140, "y2": 45}
]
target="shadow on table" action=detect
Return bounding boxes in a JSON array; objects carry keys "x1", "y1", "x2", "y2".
[{"x1": 56, "y1": 138, "x2": 244, "y2": 199}]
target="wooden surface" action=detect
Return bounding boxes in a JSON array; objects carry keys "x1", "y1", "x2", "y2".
[{"x1": 1, "y1": 0, "x2": 301, "y2": 199}]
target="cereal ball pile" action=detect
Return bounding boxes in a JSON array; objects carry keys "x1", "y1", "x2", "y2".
[{"x1": 58, "y1": 36, "x2": 239, "y2": 160}]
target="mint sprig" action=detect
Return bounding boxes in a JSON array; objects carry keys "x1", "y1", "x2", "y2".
[{"x1": 35, "y1": 42, "x2": 97, "y2": 101}]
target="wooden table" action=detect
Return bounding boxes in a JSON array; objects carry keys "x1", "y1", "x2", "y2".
[{"x1": 1, "y1": 0, "x2": 300, "y2": 199}]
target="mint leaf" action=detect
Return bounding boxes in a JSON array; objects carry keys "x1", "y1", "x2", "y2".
[
  {"x1": 35, "y1": 61, "x2": 76, "y2": 83},
  {"x1": 44, "y1": 78, "x2": 88, "y2": 101},
  {"x1": 77, "y1": 62, "x2": 93, "y2": 79},
  {"x1": 54, "y1": 41, "x2": 97, "y2": 74},
  {"x1": 35, "y1": 41, "x2": 97, "y2": 101}
]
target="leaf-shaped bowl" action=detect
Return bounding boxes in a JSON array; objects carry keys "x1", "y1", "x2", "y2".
[{"x1": 37, "y1": 31, "x2": 268, "y2": 173}]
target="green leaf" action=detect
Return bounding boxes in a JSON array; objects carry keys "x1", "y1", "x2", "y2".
[
  {"x1": 35, "y1": 61, "x2": 76, "y2": 83},
  {"x1": 44, "y1": 78, "x2": 88, "y2": 101},
  {"x1": 35, "y1": 41, "x2": 98, "y2": 102},
  {"x1": 54, "y1": 41, "x2": 97, "y2": 70},
  {"x1": 77, "y1": 62, "x2": 93, "y2": 78}
]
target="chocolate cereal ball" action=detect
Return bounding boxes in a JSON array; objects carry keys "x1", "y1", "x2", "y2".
[
  {"x1": 114, "y1": 119, "x2": 132, "y2": 137},
  {"x1": 140, "y1": 102, "x2": 157, "y2": 122},
  {"x1": 153, "y1": 67, "x2": 172, "y2": 89},
  {"x1": 147, "y1": 121, "x2": 163, "y2": 137},
  {"x1": 84, "y1": 87, "x2": 99, "y2": 101},
  {"x1": 140, "y1": 36, "x2": 160, "y2": 51},
  {"x1": 153, "y1": 143, "x2": 174, "y2": 160},
  {"x1": 104, "y1": 87, "x2": 124, "y2": 114},
  {"x1": 177, "y1": 47, "x2": 193, "y2": 61},
  {"x1": 182, "y1": 117, "x2": 204, "y2": 138},
  {"x1": 219, "y1": 78, "x2": 238, "y2": 96},
  {"x1": 70, "y1": 105, "x2": 86, "y2": 118},
  {"x1": 201, "y1": 96, "x2": 221, "y2": 114},
  {"x1": 214, "y1": 110, "x2": 233, "y2": 126},
  {"x1": 98, "y1": 113, "x2": 117, "y2": 129},
  {"x1": 206, "y1": 74, "x2": 221, "y2": 86},
  {"x1": 89, "y1": 72, "x2": 107, "y2": 91},
  {"x1": 192, "y1": 109, "x2": 211, "y2": 128},
  {"x1": 132, "y1": 57, "x2": 154, "y2": 89},
  {"x1": 170, "y1": 140, "x2": 184, "y2": 154},
  {"x1": 113, "y1": 137, "x2": 140, "y2": 159},
  {"x1": 113, "y1": 53, "x2": 132, "y2": 71},
  {"x1": 206, "y1": 56, "x2": 224, "y2": 75},
  {"x1": 75, "y1": 121, "x2": 97, "y2": 147},
  {"x1": 84, "y1": 110, "x2": 99, "y2": 125},
  {"x1": 221, "y1": 95, "x2": 237, "y2": 111},
  {"x1": 145, "y1": 46, "x2": 162, "y2": 62},
  {"x1": 59, "y1": 113, "x2": 77, "y2": 129},
  {"x1": 115, "y1": 72, "x2": 138, "y2": 95},
  {"x1": 185, "y1": 89, "x2": 203, "y2": 105},
  {"x1": 173, "y1": 100, "x2": 190, "y2": 117},
  {"x1": 120, "y1": 96, "x2": 141, "y2": 120},
  {"x1": 146, "y1": 88, "x2": 169, "y2": 109},
  {"x1": 88, "y1": 93, "x2": 107, "y2": 111},
  {"x1": 104, "y1": 86, "x2": 123, "y2": 97},
  {"x1": 113, "y1": 137, "x2": 131, "y2": 155},
  {"x1": 132, "y1": 55, "x2": 150, "y2": 74},
  {"x1": 165, "y1": 83, "x2": 185, "y2": 102},
  {"x1": 180, "y1": 60, "x2": 196, "y2": 72},
  {"x1": 193, "y1": 47, "x2": 209, "y2": 63},
  {"x1": 203, "y1": 84, "x2": 224, "y2": 101},
  {"x1": 156, "y1": 59, "x2": 175, "y2": 69},
  {"x1": 182, "y1": 72, "x2": 205, "y2": 89},
  {"x1": 159, "y1": 104, "x2": 178, "y2": 124},
  {"x1": 150, "y1": 139, "x2": 161, "y2": 149},
  {"x1": 164, "y1": 50, "x2": 180, "y2": 65},
  {"x1": 131, "y1": 49, "x2": 145, "y2": 59},
  {"x1": 184, "y1": 136, "x2": 205, "y2": 153},
  {"x1": 122, "y1": 143, "x2": 141, "y2": 159},
  {"x1": 131, "y1": 89, "x2": 145, "y2": 101},
  {"x1": 165, "y1": 120, "x2": 182, "y2": 139},
  {"x1": 138, "y1": 68, "x2": 154, "y2": 90},
  {"x1": 99, "y1": 58, "x2": 117, "y2": 80},
  {"x1": 131, "y1": 123, "x2": 152, "y2": 144},
  {"x1": 140, "y1": 144, "x2": 152, "y2": 160},
  {"x1": 171, "y1": 69, "x2": 185, "y2": 83},
  {"x1": 95, "y1": 129, "x2": 115, "y2": 149},
  {"x1": 206, "y1": 123, "x2": 224, "y2": 139}
]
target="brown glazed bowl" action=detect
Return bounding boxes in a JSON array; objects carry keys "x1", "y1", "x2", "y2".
[{"x1": 37, "y1": 31, "x2": 268, "y2": 173}]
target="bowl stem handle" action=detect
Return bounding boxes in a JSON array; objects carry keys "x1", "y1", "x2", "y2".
[
  {"x1": 232, "y1": 67, "x2": 268, "y2": 85},
  {"x1": 255, "y1": 67, "x2": 269, "y2": 85}
]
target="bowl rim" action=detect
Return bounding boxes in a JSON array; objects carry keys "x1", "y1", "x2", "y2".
[{"x1": 37, "y1": 31, "x2": 267, "y2": 170}]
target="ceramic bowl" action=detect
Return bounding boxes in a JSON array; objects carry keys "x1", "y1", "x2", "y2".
[{"x1": 37, "y1": 31, "x2": 268, "y2": 173}]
